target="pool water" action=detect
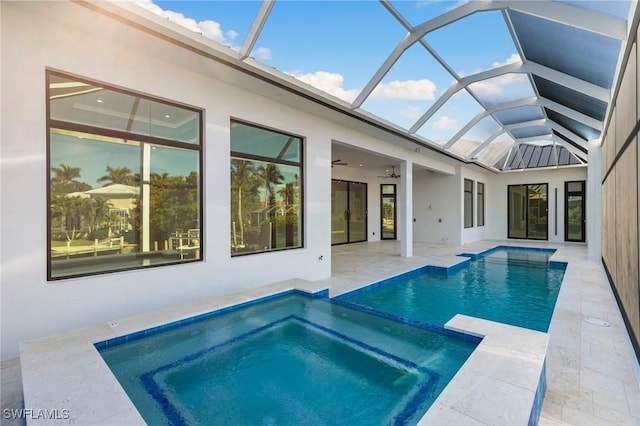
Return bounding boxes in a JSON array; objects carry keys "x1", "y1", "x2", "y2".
[
  {"x1": 336, "y1": 247, "x2": 566, "y2": 332},
  {"x1": 97, "y1": 293, "x2": 478, "y2": 425}
]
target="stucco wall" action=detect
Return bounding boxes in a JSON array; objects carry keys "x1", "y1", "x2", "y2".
[{"x1": 413, "y1": 169, "x2": 462, "y2": 244}]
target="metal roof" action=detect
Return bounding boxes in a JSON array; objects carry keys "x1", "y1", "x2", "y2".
[
  {"x1": 502, "y1": 144, "x2": 582, "y2": 170},
  {"x1": 133, "y1": 0, "x2": 634, "y2": 172}
]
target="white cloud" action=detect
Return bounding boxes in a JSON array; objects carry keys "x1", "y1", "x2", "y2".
[
  {"x1": 433, "y1": 115, "x2": 457, "y2": 129},
  {"x1": 471, "y1": 80, "x2": 504, "y2": 97},
  {"x1": 285, "y1": 72, "x2": 438, "y2": 104},
  {"x1": 462, "y1": 53, "x2": 527, "y2": 97},
  {"x1": 370, "y1": 79, "x2": 437, "y2": 100},
  {"x1": 447, "y1": 0, "x2": 472, "y2": 11},
  {"x1": 417, "y1": 0, "x2": 470, "y2": 7},
  {"x1": 197, "y1": 19, "x2": 230, "y2": 43},
  {"x1": 399, "y1": 106, "x2": 424, "y2": 120},
  {"x1": 134, "y1": 0, "x2": 237, "y2": 46},
  {"x1": 459, "y1": 53, "x2": 522, "y2": 78},
  {"x1": 252, "y1": 47, "x2": 272, "y2": 60},
  {"x1": 226, "y1": 30, "x2": 239, "y2": 41},
  {"x1": 470, "y1": 73, "x2": 529, "y2": 97},
  {"x1": 492, "y1": 53, "x2": 521, "y2": 68},
  {"x1": 285, "y1": 71, "x2": 360, "y2": 103}
]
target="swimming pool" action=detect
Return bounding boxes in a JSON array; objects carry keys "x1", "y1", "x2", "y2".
[
  {"x1": 335, "y1": 247, "x2": 566, "y2": 332},
  {"x1": 97, "y1": 292, "x2": 478, "y2": 425}
]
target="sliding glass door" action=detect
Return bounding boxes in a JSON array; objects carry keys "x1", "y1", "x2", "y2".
[
  {"x1": 508, "y1": 184, "x2": 548, "y2": 240},
  {"x1": 331, "y1": 180, "x2": 367, "y2": 245}
]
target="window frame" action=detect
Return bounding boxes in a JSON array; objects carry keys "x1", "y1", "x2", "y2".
[
  {"x1": 230, "y1": 119, "x2": 304, "y2": 256},
  {"x1": 46, "y1": 70, "x2": 204, "y2": 280},
  {"x1": 464, "y1": 178, "x2": 474, "y2": 228}
]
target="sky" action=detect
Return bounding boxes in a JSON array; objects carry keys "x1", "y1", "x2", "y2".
[{"x1": 135, "y1": 0, "x2": 531, "y2": 149}]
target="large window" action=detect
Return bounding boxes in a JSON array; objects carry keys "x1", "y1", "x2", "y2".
[
  {"x1": 464, "y1": 179, "x2": 473, "y2": 228},
  {"x1": 47, "y1": 71, "x2": 203, "y2": 280},
  {"x1": 230, "y1": 121, "x2": 303, "y2": 255},
  {"x1": 477, "y1": 182, "x2": 485, "y2": 227},
  {"x1": 508, "y1": 184, "x2": 548, "y2": 240}
]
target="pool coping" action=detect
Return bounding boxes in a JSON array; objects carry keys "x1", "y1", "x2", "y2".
[
  {"x1": 20, "y1": 255, "x2": 549, "y2": 425},
  {"x1": 421, "y1": 315, "x2": 548, "y2": 425}
]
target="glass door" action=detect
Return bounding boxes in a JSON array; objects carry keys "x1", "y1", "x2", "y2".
[
  {"x1": 508, "y1": 183, "x2": 548, "y2": 240},
  {"x1": 331, "y1": 180, "x2": 348, "y2": 245},
  {"x1": 565, "y1": 181, "x2": 585, "y2": 242},
  {"x1": 348, "y1": 182, "x2": 367, "y2": 242},
  {"x1": 527, "y1": 184, "x2": 548, "y2": 240},
  {"x1": 381, "y1": 184, "x2": 396, "y2": 240},
  {"x1": 508, "y1": 185, "x2": 527, "y2": 238},
  {"x1": 331, "y1": 180, "x2": 367, "y2": 245}
]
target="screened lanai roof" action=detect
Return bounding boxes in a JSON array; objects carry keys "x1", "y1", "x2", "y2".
[{"x1": 138, "y1": 0, "x2": 632, "y2": 172}]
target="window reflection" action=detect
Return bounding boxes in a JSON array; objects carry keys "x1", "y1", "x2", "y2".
[
  {"x1": 230, "y1": 122, "x2": 303, "y2": 255},
  {"x1": 48, "y1": 72, "x2": 202, "y2": 279}
]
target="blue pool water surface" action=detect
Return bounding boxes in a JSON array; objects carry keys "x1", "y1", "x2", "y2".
[
  {"x1": 97, "y1": 293, "x2": 478, "y2": 425},
  {"x1": 336, "y1": 247, "x2": 566, "y2": 332}
]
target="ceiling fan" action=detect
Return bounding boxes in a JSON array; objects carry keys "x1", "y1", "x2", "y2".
[
  {"x1": 331, "y1": 159, "x2": 348, "y2": 167},
  {"x1": 379, "y1": 166, "x2": 400, "y2": 179}
]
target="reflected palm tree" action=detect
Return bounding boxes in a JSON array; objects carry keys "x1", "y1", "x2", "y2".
[
  {"x1": 50, "y1": 163, "x2": 91, "y2": 196},
  {"x1": 256, "y1": 163, "x2": 284, "y2": 207},
  {"x1": 51, "y1": 163, "x2": 81, "y2": 185},
  {"x1": 97, "y1": 166, "x2": 136, "y2": 186},
  {"x1": 231, "y1": 159, "x2": 258, "y2": 245}
]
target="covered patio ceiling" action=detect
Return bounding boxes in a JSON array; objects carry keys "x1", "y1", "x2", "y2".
[{"x1": 138, "y1": 0, "x2": 633, "y2": 172}]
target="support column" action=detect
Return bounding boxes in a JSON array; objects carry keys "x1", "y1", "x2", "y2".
[
  {"x1": 587, "y1": 140, "x2": 602, "y2": 261},
  {"x1": 400, "y1": 160, "x2": 413, "y2": 258}
]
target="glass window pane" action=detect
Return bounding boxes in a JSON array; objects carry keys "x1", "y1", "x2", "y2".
[
  {"x1": 48, "y1": 72, "x2": 203, "y2": 280},
  {"x1": 382, "y1": 184, "x2": 395, "y2": 195},
  {"x1": 464, "y1": 179, "x2": 473, "y2": 228},
  {"x1": 331, "y1": 180, "x2": 348, "y2": 245},
  {"x1": 528, "y1": 184, "x2": 548, "y2": 239},
  {"x1": 567, "y1": 181, "x2": 583, "y2": 192},
  {"x1": 231, "y1": 122, "x2": 303, "y2": 256},
  {"x1": 49, "y1": 130, "x2": 201, "y2": 279},
  {"x1": 49, "y1": 73, "x2": 200, "y2": 144},
  {"x1": 231, "y1": 122, "x2": 301, "y2": 162},
  {"x1": 464, "y1": 179, "x2": 473, "y2": 192},
  {"x1": 348, "y1": 182, "x2": 367, "y2": 243},
  {"x1": 508, "y1": 185, "x2": 527, "y2": 238},
  {"x1": 477, "y1": 182, "x2": 485, "y2": 227}
]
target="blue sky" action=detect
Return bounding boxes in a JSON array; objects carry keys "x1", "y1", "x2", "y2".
[{"x1": 140, "y1": 0, "x2": 525, "y2": 146}]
